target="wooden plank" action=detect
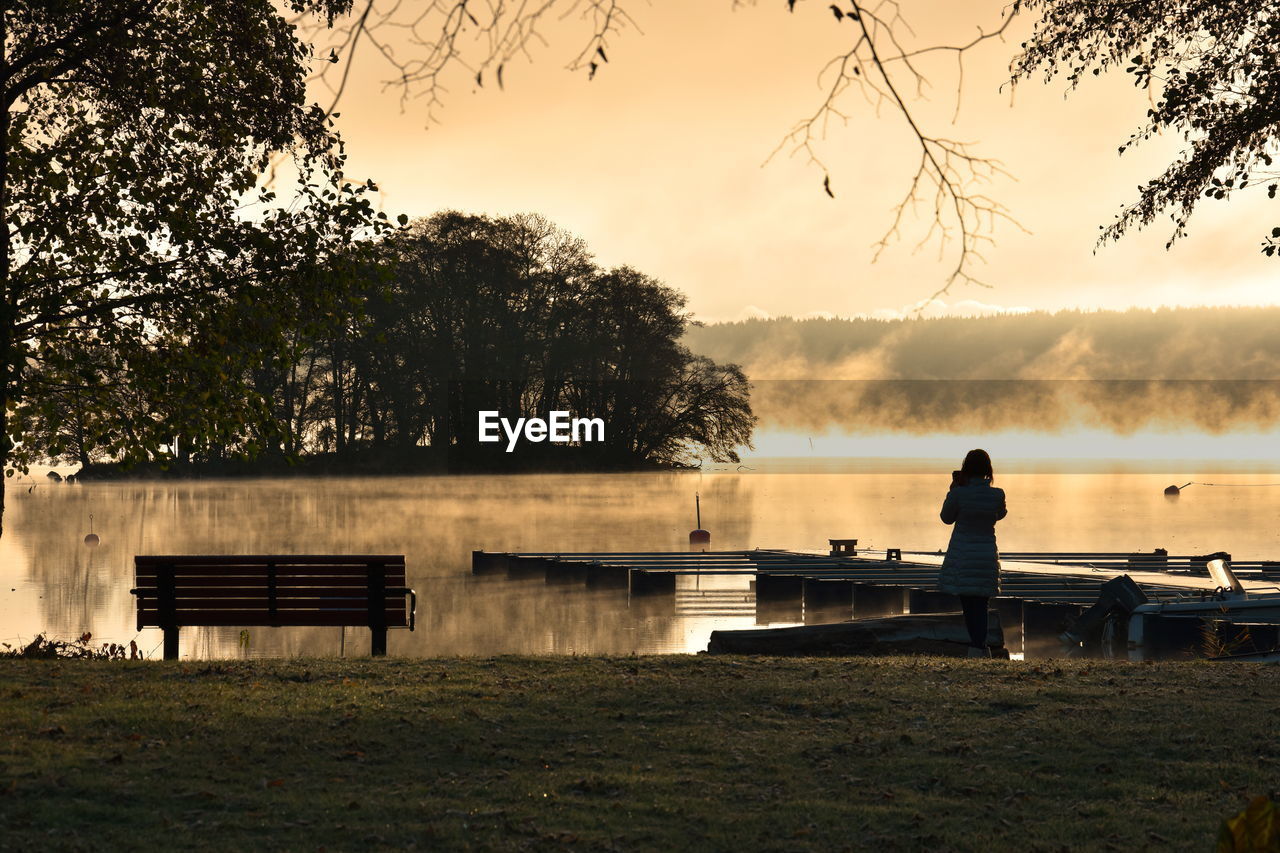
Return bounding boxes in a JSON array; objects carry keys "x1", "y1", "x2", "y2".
[
  {"x1": 136, "y1": 576, "x2": 404, "y2": 589},
  {"x1": 137, "y1": 611, "x2": 406, "y2": 628},
  {"x1": 139, "y1": 597, "x2": 380, "y2": 610},
  {"x1": 134, "y1": 575, "x2": 395, "y2": 589},
  {"x1": 139, "y1": 602, "x2": 406, "y2": 615},
  {"x1": 273, "y1": 586, "x2": 381, "y2": 598},
  {"x1": 138, "y1": 603, "x2": 406, "y2": 617},
  {"x1": 136, "y1": 555, "x2": 404, "y2": 566},
  {"x1": 137, "y1": 596, "x2": 407, "y2": 607},
  {"x1": 137, "y1": 566, "x2": 405, "y2": 579}
]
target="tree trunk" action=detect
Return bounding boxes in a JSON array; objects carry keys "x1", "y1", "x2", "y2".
[{"x1": 0, "y1": 17, "x2": 11, "y2": 540}]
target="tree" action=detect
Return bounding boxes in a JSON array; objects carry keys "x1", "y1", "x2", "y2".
[
  {"x1": 5, "y1": 1, "x2": 390, "y2": 527},
  {"x1": 358, "y1": 212, "x2": 756, "y2": 467}
]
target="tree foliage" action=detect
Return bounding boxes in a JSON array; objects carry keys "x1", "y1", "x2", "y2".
[
  {"x1": 4, "y1": 1, "x2": 390, "y2": 509},
  {"x1": 1012, "y1": 0, "x2": 1280, "y2": 253},
  {"x1": 257, "y1": 212, "x2": 755, "y2": 469}
]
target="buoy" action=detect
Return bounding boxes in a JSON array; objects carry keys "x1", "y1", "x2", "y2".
[
  {"x1": 689, "y1": 493, "x2": 710, "y2": 552},
  {"x1": 84, "y1": 512, "x2": 99, "y2": 547},
  {"x1": 1164, "y1": 482, "x2": 1194, "y2": 496}
]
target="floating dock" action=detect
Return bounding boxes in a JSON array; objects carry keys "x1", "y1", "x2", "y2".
[{"x1": 472, "y1": 548, "x2": 1280, "y2": 658}]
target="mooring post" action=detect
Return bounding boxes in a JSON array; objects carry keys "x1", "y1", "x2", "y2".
[
  {"x1": 993, "y1": 599, "x2": 1024, "y2": 656},
  {"x1": 907, "y1": 588, "x2": 958, "y2": 614},
  {"x1": 1127, "y1": 611, "x2": 1146, "y2": 662},
  {"x1": 471, "y1": 550, "x2": 510, "y2": 575},
  {"x1": 829, "y1": 539, "x2": 858, "y2": 557},
  {"x1": 546, "y1": 560, "x2": 589, "y2": 585},
  {"x1": 585, "y1": 562, "x2": 629, "y2": 589},
  {"x1": 507, "y1": 556, "x2": 551, "y2": 580},
  {"x1": 755, "y1": 574, "x2": 804, "y2": 624},
  {"x1": 853, "y1": 583, "x2": 906, "y2": 618},
  {"x1": 629, "y1": 569, "x2": 676, "y2": 596},
  {"x1": 1022, "y1": 602, "x2": 1083, "y2": 658},
  {"x1": 803, "y1": 579, "x2": 854, "y2": 624},
  {"x1": 628, "y1": 570, "x2": 676, "y2": 616}
]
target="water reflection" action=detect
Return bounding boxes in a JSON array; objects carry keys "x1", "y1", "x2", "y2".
[{"x1": 4, "y1": 464, "x2": 1280, "y2": 658}]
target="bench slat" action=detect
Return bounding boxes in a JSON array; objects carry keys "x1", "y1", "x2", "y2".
[
  {"x1": 137, "y1": 611, "x2": 403, "y2": 627},
  {"x1": 137, "y1": 597, "x2": 401, "y2": 610},
  {"x1": 136, "y1": 603, "x2": 408, "y2": 614},
  {"x1": 133, "y1": 578, "x2": 405, "y2": 592},
  {"x1": 132, "y1": 571, "x2": 401, "y2": 584},
  {"x1": 155, "y1": 586, "x2": 396, "y2": 599},
  {"x1": 131, "y1": 577, "x2": 385, "y2": 590},
  {"x1": 135, "y1": 555, "x2": 404, "y2": 566},
  {"x1": 135, "y1": 567, "x2": 406, "y2": 579}
]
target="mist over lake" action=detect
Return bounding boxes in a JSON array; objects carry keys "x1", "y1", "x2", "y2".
[{"x1": 9, "y1": 457, "x2": 1280, "y2": 659}]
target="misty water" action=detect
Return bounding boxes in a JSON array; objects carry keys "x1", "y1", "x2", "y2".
[{"x1": 6, "y1": 456, "x2": 1280, "y2": 659}]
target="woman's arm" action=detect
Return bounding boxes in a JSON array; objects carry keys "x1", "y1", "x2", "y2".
[
  {"x1": 940, "y1": 489, "x2": 959, "y2": 524},
  {"x1": 996, "y1": 489, "x2": 1008, "y2": 521}
]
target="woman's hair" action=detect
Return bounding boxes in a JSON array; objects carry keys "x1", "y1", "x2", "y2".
[{"x1": 959, "y1": 448, "x2": 994, "y2": 483}]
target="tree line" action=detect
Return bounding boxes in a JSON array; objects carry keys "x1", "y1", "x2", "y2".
[
  {"x1": 24, "y1": 212, "x2": 755, "y2": 473},
  {"x1": 684, "y1": 309, "x2": 1280, "y2": 436},
  {"x1": 685, "y1": 308, "x2": 1280, "y2": 380}
]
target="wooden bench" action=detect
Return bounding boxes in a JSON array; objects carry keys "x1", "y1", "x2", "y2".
[{"x1": 131, "y1": 555, "x2": 415, "y2": 659}]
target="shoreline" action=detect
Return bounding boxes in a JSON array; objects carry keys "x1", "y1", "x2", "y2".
[{"x1": 66, "y1": 448, "x2": 688, "y2": 482}]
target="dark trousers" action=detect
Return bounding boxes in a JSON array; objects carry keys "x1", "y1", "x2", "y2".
[{"x1": 959, "y1": 595, "x2": 989, "y2": 648}]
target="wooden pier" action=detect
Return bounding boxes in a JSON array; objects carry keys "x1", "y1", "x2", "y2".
[{"x1": 472, "y1": 548, "x2": 1280, "y2": 658}]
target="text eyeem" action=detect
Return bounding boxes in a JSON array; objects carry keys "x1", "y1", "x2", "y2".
[{"x1": 478, "y1": 411, "x2": 605, "y2": 453}]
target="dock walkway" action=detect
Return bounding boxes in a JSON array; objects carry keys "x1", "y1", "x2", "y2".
[{"x1": 473, "y1": 548, "x2": 1280, "y2": 656}]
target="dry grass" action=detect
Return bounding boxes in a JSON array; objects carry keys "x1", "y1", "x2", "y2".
[{"x1": 1, "y1": 656, "x2": 1274, "y2": 850}]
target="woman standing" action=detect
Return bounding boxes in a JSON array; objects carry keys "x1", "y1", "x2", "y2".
[{"x1": 937, "y1": 449, "x2": 1007, "y2": 658}]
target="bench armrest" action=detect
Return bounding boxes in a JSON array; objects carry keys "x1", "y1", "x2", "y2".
[{"x1": 389, "y1": 587, "x2": 416, "y2": 631}]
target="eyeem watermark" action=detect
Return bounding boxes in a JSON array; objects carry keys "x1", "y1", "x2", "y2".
[{"x1": 478, "y1": 411, "x2": 605, "y2": 453}]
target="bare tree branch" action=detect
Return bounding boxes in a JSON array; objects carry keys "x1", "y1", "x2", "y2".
[
  {"x1": 766, "y1": 1, "x2": 1024, "y2": 299},
  {"x1": 297, "y1": 1, "x2": 1024, "y2": 297}
]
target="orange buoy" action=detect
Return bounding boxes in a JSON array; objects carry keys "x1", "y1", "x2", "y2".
[{"x1": 689, "y1": 493, "x2": 710, "y2": 552}]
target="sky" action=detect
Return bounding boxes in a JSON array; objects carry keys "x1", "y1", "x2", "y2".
[{"x1": 312, "y1": 0, "x2": 1280, "y2": 324}]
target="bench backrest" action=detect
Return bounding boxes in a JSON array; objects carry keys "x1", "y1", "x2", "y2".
[{"x1": 134, "y1": 555, "x2": 410, "y2": 631}]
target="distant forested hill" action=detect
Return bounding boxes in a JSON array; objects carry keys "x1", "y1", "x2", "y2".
[
  {"x1": 683, "y1": 308, "x2": 1280, "y2": 434},
  {"x1": 683, "y1": 308, "x2": 1280, "y2": 380}
]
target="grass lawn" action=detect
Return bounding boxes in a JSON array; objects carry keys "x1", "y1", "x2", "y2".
[{"x1": 1, "y1": 655, "x2": 1275, "y2": 851}]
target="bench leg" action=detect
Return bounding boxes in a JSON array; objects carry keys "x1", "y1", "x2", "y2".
[
  {"x1": 163, "y1": 627, "x2": 180, "y2": 661},
  {"x1": 371, "y1": 627, "x2": 387, "y2": 657}
]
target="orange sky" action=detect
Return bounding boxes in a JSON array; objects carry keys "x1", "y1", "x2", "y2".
[{"x1": 313, "y1": 0, "x2": 1280, "y2": 323}]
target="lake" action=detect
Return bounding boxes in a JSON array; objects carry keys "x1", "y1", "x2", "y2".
[{"x1": 5, "y1": 456, "x2": 1280, "y2": 659}]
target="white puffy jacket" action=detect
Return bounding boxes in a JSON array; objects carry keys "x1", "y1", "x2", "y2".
[{"x1": 937, "y1": 479, "x2": 1007, "y2": 598}]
